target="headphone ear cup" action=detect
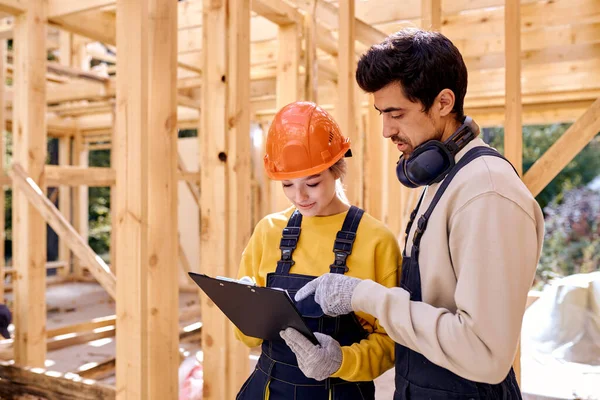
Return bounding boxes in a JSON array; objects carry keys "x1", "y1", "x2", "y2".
[
  {"x1": 396, "y1": 157, "x2": 419, "y2": 188},
  {"x1": 397, "y1": 143, "x2": 455, "y2": 187}
]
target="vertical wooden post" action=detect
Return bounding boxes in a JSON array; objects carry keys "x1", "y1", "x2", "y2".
[
  {"x1": 386, "y1": 141, "x2": 403, "y2": 237},
  {"x1": 59, "y1": 29, "x2": 72, "y2": 67},
  {"x1": 303, "y1": 12, "x2": 318, "y2": 103},
  {"x1": 338, "y1": 1, "x2": 362, "y2": 207},
  {"x1": 505, "y1": 0, "x2": 523, "y2": 385},
  {"x1": 364, "y1": 95, "x2": 384, "y2": 220},
  {"x1": 0, "y1": 40, "x2": 5, "y2": 302},
  {"x1": 505, "y1": 0, "x2": 523, "y2": 176},
  {"x1": 58, "y1": 28, "x2": 72, "y2": 278},
  {"x1": 12, "y1": 0, "x2": 48, "y2": 367},
  {"x1": 200, "y1": 0, "x2": 251, "y2": 397},
  {"x1": 115, "y1": 0, "x2": 149, "y2": 398},
  {"x1": 71, "y1": 131, "x2": 83, "y2": 277},
  {"x1": 421, "y1": 0, "x2": 442, "y2": 31},
  {"x1": 58, "y1": 137, "x2": 71, "y2": 277},
  {"x1": 270, "y1": 22, "x2": 300, "y2": 213},
  {"x1": 110, "y1": 107, "x2": 116, "y2": 272},
  {"x1": 146, "y1": 0, "x2": 179, "y2": 398}
]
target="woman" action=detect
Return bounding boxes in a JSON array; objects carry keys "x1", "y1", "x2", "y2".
[{"x1": 235, "y1": 101, "x2": 400, "y2": 399}]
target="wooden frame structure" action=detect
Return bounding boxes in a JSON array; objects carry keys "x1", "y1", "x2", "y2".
[{"x1": 0, "y1": 0, "x2": 597, "y2": 398}]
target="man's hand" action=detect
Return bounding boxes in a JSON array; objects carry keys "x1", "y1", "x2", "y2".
[
  {"x1": 280, "y1": 328, "x2": 342, "y2": 381},
  {"x1": 295, "y1": 273, "x2": 361, "y2": 316}
]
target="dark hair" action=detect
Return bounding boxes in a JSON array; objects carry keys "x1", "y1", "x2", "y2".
[{"x1": 356, "y1": 28, "x2": 468, "y2": 120}]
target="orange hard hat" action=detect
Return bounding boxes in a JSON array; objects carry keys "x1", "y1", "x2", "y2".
[{"x1": 264, "y1": 102, "x2": 351, "y2": 180}]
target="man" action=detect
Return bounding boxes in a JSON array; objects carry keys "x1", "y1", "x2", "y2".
[
  {"x1": 279, "y1": 28, "x2": 545, "y2": 399},
  {"x1": 0, "y1": 304, "x2": 11, "y2": 339}
]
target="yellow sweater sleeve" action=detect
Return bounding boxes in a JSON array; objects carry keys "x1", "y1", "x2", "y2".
[
  {"x1": 233, "y1": 221, "x2": 265, "y2": 349},
  {"x1": 331, "y1": 232, "x2": 400, "y2": 382}
]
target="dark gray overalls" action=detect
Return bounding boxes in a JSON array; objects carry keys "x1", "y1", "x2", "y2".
[
  {"x1": 236, "y1": 206, "x2": 377, "y2": 400},
  {"x1": 394, "y1": 147, "x2": 523, "y2": 399}
]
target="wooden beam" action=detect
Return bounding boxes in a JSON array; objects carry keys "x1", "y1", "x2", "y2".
[
  {"x1": 523, "y1": 97, "x2": 600, "y2": 196},
  {"x1": 12, "y1": 0, "x2": 48, "y2": 368},
  {"x1": 270, "y1": 22, "x2": 300, "y2": 213},
  {"x1": 200, "y1": 0, "x2": 251, "y2": 397},
  {"x1": 9, "y1": 163, "x2": 117, "y2": 299},
  {"x1": 504, "y1": 0, "x2": 523, "y2": 176},
  {"x1": 146, "y1": 0, "x2": 179, "y2": 397},
  {"x1": 338, "y1": 0, "x2": 362, "y2": 206},
  {"x1": 0, "y1": 0, "x2": 26, "y2": 14},
  {"x1": 48, "y1": 0, "x2": 115, "y2": 19},
  {"x1": 304, "y1": 11, "x2": 318, "y2": 102},
  {"x1": 421, "y1": 0, "x2": 441, "y2": 31},
  {"x1": 58, "y1": 137, "x2": 72, "y2": 278},
  {"x1": 252, "y1": 0, "x2": 302, "y2": 26},
  {"x1": 45, "y1": 166, "x2": 115, "y2": 187},
  {"x1": 292, "y1": 0, "x2": 386, "y2": 46},
  {"x1": 0, "y1": 363, "x2": 115, "y2": 399},
  {"x1": 114, "y1": 0, "x2": 148, "y2": 398},
  {"x1": 364, "y1": 95, "x2": 383, "y2": 220},
  {"x1": 50, "y1": 10, "x2": 116, "y2": 45}
]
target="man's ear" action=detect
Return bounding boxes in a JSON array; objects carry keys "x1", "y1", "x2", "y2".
[{"x1": 436, "y1": 89, "x2": 455, "y2": 117}]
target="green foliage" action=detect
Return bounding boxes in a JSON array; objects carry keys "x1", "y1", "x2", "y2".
[
  {"x1": 484, "y1": 124, "x2": 600, "y2": 211},
  {"x1": 88, "y1": 150, "x2": 111, "y2": 261}
]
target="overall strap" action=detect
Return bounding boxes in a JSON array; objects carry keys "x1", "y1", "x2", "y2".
[
  {"x1": 330, "y1": 206, "x2": 365, "y2": 274},
  {"x1": 275, "y1": 210, "x2": 303, "y2": 275},
  {"x1": 412, "y1": 147, "x2": 516, "y2": 251},
  {"x1": 403, "y1": 189, "x2": 426, "y2": 252}
]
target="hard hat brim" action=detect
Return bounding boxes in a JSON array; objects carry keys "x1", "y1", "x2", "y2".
[{"x1": 265, "y1": 141, "x2": 351, "y2": 181}]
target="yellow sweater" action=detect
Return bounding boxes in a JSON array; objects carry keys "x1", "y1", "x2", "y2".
[{"x1": 235, "y1": 206, "x2": 401, "y2": 382}]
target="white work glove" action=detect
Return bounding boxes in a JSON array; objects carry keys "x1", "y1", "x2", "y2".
[
  {"x1": 295, "y1": 273, "x2": 361, "y2": 317},
  {"x1": 280, "y1": 328, "x2": 342, "y2": 381}
]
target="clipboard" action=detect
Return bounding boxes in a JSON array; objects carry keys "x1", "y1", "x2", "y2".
[{"x1": 188, "y1": 272, "x2": 319, "y2": 345}]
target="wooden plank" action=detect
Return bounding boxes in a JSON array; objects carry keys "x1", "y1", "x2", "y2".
[
  {"x1": 421, "y1": 0, "x2": 441, "y2": 31},
  {"x1": 200, "y1": 0, "x2": 251, "y2": 397},
  {"x1": 293, "y1": 0, "x2": 386, "y2": 45},
  {"x1": 364, "y1": 95, "x2": 383, "y2": 220},
  {"x1": 504, "y1": 0, "x2": 523, "y2": 176},
  {"x1": 0, "y1": 363, "x2": 115, "y2": 400},
  {"x1": 45, "y1": 166, "x2": 115, "y2": 187},
  {"x1": 523, "y1": 97, "x2": 600, "y2": 196},
  {"x1": 0, "y1": 40, "x2": 5, "y2": 302},
  {"x1": 50, "y1": 9, "x2": 116, "y2": 45},
  {"x1": 58, "y1": 138, "x2": 72, "y2": 278},
  {"x1": 58, "y1": 29, "x2": 72, "y2": 66},
  {"x1": 270, "y1": 22, "x2": 300, "y2": 213},
  {"x1": 146, "y1": 0, "x2": 179, "y2": 398},
  {"x1": 304, "y1": 11, "x2": 318, "y2": 102},
  {"x1": 252, "y1": 0, "x2": 302, "y2": 26},
  {"x1": 12, "y1": 0, "x2": 48, "y2": 368},
  {"x1": 0, "y1": 0, "x2": 26, "y2": 14},
  {"x1": 48, "y1": 0, "x2": 115, "y2": 18},
  {"x1": 114, "y1": 0, "x2": 149, "y2": 398},
  {"x1": 9, "y1": 164, "x2": 117, "y2": 298},
  {"x1": 338, "y1": 0, "x2": 362, "y2": 207}
]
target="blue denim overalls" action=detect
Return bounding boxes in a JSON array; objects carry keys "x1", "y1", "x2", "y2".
[
  {"x1": 237, "y1": 206, "x2": 377, "y2": 400},
  {"x1": 394, "y1": 147, "x2": 523, "y2": 399}
]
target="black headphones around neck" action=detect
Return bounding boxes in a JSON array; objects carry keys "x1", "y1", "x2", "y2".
[{"x1": 396, "y1": 116, "x2": 477, "y2": 188}]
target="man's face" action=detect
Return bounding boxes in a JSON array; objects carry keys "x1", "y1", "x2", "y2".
[{"x1": 373, "y1": 83, "x2": 440, "y2": 158}]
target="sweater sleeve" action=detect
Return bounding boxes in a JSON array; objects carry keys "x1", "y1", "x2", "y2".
[
  {"x1": 233, "y1": 222, "x2": 265, "y2": 349},
  {"x1": 331, "y1": 233, "x2": 400, "y2": 381},
  {"x1": 351, "y1": 194, "x2": 541, "y2": 383}
]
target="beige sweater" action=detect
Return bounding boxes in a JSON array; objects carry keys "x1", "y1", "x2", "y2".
[{"x1": 352, "y1": 137, "x2": 545, "y2": 384}]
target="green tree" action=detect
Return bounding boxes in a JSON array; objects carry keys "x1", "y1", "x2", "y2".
[{"x1": 484, "y1": 124, "x2": 600, "y2": 211}]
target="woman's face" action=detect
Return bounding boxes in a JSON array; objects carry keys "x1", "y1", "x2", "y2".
[{"x1": 281, "y1": 169, "x2": 340, "y2": 217}]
